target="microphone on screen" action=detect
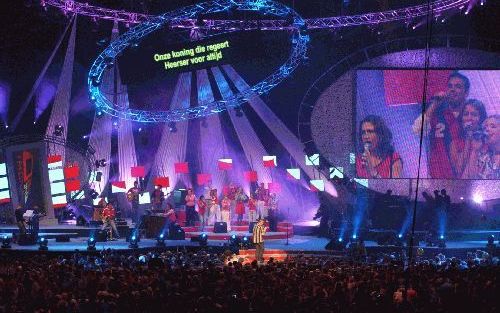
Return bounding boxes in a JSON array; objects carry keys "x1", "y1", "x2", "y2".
[
  {"x1": 363, "y1": 142, "x2": 372, "y2": 154},
  {"x1": 362, "y1": 143, "x2": 372, "y2": 167}
]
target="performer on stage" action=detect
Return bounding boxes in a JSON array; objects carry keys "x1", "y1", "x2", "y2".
[
  {"x1": 151, "y1": 185, "x2": 165, "y2": 211},
  {"x1": 234, "y1": 187, "x2": 247, "y2": 225},
  {"x1": 221, "y1": 194, "x2": 231, "y2": 231},
  {"x1": 15, "y1": 205, "x2": 26, "y2": 235},
  {"x1": 185, "y1": 188, "x2": 197, "y2": 226},
  {"x1": 252, "y1": 218, "x2": 267, "y2": 264},
  {"x1": 208, "y1": 188, "x2": 220, "y2": 225},
  {"x1": 197, "y1": 195, "x2": 207, "y2": 230},
  {"x1": 127, "y1": 181, "x2": 141, "y2": 224},
  {"x1": 101, "y1": 203, "x2": 120, "y2": 240},
  {"x1": 267, "y1": 193, "x2": 278, "y2": 232},
  {"x1": 248, "y1": 194, "x2": 257, "y2": 223},
  {"x1": 255, "y1": 183, "x2": 268, "y2": 219},
  {"x1": 93, "y1": 198, "x2": 107, "y2": 221}
]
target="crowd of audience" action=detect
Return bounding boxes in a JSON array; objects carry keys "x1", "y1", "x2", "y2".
[{"x1": 0, "y1": 249, "x2": 498, "y2": 313}]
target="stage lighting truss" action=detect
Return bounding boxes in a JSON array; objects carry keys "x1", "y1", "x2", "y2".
[
  {"x1": 46, "y1": 0, "x2": 470, "y2": 29},
  {"x1": 88, "y1": 0, "x2": 308, "y2": 123}
]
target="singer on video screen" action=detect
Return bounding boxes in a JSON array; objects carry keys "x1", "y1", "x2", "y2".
[{"x1": 355, "y1": 115, "x2": 403, "y2": 178}]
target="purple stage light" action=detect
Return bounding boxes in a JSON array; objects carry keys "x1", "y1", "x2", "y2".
[
  {"x1": 0, "y1": 81, "x2": 11, "y2": 124},
  {"x1": 35, "y1": 79, "x2": 56, "y2": 121}
]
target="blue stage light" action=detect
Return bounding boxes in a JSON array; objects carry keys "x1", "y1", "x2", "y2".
[
  {"x1": 156, "y1": 233, "x2": 166, "y2": 247},
  {"x1": 338, "y1": 238, "x2": 343, "y2": 242},
  {"x1": 87, "y1": 237, "x2": 96, "y2": 251},
  {"x1": 352, "y1": 234, "x2": 357, "y2": 239},
  {"x1": 398, "y1": 234, "x2": 403, "y2": 239},
  {"x1": 129, "y1": 234, "x2": 139, "y2": 249},
  {"x1": 1, "y1": 235, "x2": 11, "y2": 249},
  {"x1": 198, "y1": 233, "x2": 208, "y2": 246},
  {"x1": 39, "y1": 237, "x2": 48, "y2": 251}
]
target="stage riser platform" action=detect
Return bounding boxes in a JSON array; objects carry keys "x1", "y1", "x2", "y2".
[{"x1": 184, "y1": 232, "x2": 290, "y2": 240}]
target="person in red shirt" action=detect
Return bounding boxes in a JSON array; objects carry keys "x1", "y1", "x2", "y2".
[
  {"x1": 221, "y1": 195, "x2": 231, "y2": 231},
  {"x1": 101, "y1": 203, "x2": 120, "y2": 240},
  {"x1": 356, "y1": 115, "x2": 403, "y2": 178},
  {"x1": 197, "y1": 195, "x2": 207, "y2": 230},
  {"x1": 234, "y1": 187, "x2": 247, "y2": 225},
  {"x1": 412, "y1": 72, "x2": 470, "y2": 178},
  {"x1": 248, "y1": 194, "x2": 257, "y2": 223}
]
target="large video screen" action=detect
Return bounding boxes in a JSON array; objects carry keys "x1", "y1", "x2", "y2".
[{"x1": 356, "y1": 69, "x2": 499, "y2": 179}]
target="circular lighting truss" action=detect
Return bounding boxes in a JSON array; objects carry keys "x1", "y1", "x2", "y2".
[{"x1": 88, "y1": 0, "x2": 309, "y2": 123}]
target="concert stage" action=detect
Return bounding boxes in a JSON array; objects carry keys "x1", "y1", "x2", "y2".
[{"x1": 1, "y1": 224, "x2": 496, "y2": 261}]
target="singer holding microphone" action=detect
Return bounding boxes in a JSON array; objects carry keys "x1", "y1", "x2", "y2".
[
  {"x1": 412, "y1": 72, "x2": 470, "y2": 178},
  {"x1": 450, "y1": 99, "x2": 487, "y2": 179},
  {"x1": 356, "y1": 115, "x2": 402, "y2": 178},
  {"x1": 252, "y1": 218, "x2": 268, "y2": 264}
]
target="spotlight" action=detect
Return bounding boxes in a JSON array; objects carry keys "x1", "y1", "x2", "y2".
[
  {"x1": 438, "y1": 236, "x2": 446, "y2": 248},
  {"x1": 473, "y1": 194, "x2": 483, "y2": 204},
  {"x1": 38, "y1": 237, "x2": 48, "y2": 251},
  {"x1": 138, "y1": 127, "x2": 142, "y2": 132},
  {"x1": 352, "y1": 234, "x2": 357, "y2": 240},
  {"x1": 156, "y1": 233, "x2": 166, "y2": 247},
  {"x1": 129, "y1": 234, "x2": 139, "y2": 249},
  {"x1": 168, "y1": 122, "x2": 177, "y2": 133},
  {"x1": 338, "y1": 238, "x2": 343, "y2": 242},
  {"x1": 87, "y1": 237, "x2": 96, "y2": 251},
  {"x1": 1, "y1": 235, "x2": 11, "y2": 249},
  {"x1": 113, "y1": 121, "x2": 119, "y2": 129},
  {"x1": 198, "y1": 233, "x2": 208, "y2": 246},
  {"x1": 398, "y1": 233, "x2": 403, "y2": 239},
  {"x1": 95, "y1": 159, "x2": 107, "y2": 168},
  {"x1": 241, "y1": 236, "x2": 250, "y2": 249},
  {"x1": 96, "y1": 110, "x2": 103, "y2": 117},
  {"x1": 228, "y1": 234, "x2": 240, "y2": 251}
]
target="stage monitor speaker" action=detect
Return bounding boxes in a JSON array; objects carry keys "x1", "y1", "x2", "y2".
[
  {"x1": 325, "y1": 239, "x2": 346, "y2": 251},
  {"x1": 56, "y1": 235, "x2": 70, "y2": 242},
  {"x1": 17, "y1": 233, "x2": 37, "y2": 246},
  {"x1": 214, "y1": 222, "x2": 227, "y2": 233},
  {"x1": 95, "y1": 230, "x2": 108, "y2": 242},
  {"x1": 248, "y1": 222, "x2": 257, "y2": 234},
  {"x1": 168, "y1": 224, "x2": 185, "y2": 240},
  {"x1": 95, "y1": 172, "x2": 103, "y2": 182}
]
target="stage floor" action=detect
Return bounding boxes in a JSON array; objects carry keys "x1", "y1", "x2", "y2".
[{"x1": 0, "y1": 235, "x2": 491, "y2": 253}]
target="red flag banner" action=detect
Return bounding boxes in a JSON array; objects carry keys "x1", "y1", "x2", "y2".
[
  {"x1": 197, "y1": 173, "x2": 212, "y2": 185},
  {"x1": 218, "y1": 158, "x2": 233, "y2": 170},
  {"x1": 65, "y1": 180, "x2": 81, "y2": 192},
  {"x1": 64, "y1": 166, "x2": 79, "y2": 179},
  {"x1": 154, "y1": 177, "x2": 170, "y2": 188},
  {"x1": 244, "y1": 171, "x2": 258, "y2": 182},
  {"x1": 174, "y1": 162, "x2": 189, "y2": 174},
  {"x1": 131, "y1": 166, "x2": 146, "y2": 178}
]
